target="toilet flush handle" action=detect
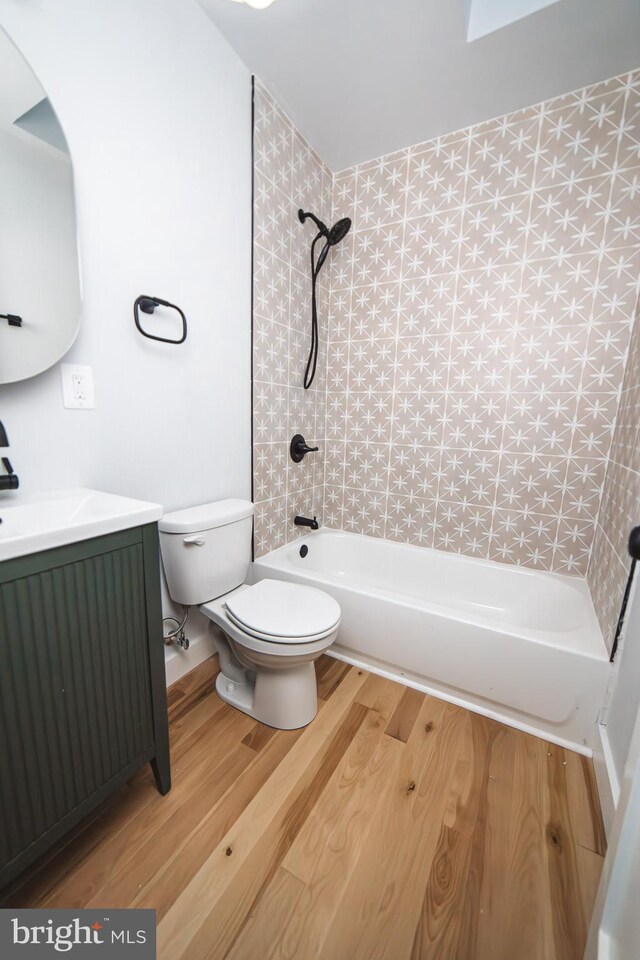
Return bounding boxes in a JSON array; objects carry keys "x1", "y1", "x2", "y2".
[{"x1": 183, "y1": 535, "x2": 205, "y2": 546}]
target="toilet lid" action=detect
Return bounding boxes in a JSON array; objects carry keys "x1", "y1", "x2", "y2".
[{"x1": 224, "y1": 579, "x2": 341, "y2": 641}]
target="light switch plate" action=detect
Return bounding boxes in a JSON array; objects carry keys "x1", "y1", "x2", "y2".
[{"x1": 61, "y1": 363, "x2": 95, "y2": 409}]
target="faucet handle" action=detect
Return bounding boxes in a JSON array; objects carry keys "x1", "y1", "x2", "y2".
[{"x1": 290, "y1": 434, "x2": 319, "y2": 463}]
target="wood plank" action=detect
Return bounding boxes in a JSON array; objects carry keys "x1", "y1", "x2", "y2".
[
  {"x1": 412, "y1": 711, "x2": 499, "y2": 959},
  {"x1": 242, "y1": 722, "x2": 277, "y2": 752},
  {"x1": 189, "y1": 702, "x2": 371, "y2": 960},
  {"x1": 384, "y1": 686, "x2": 425, "y2": 742},
  {"x1": 169, "y1": 688, "x2": 229, "y2": 760},
  {"x1": 468, "y1": 728, "x2": 552, "y2": 960},
  {"x1": 314, "y1": 655, "x2": 334, "y2": 683},
  {"x1": 316, "y1": 658, "x2": 351, "y2": 700},
  {"x1": 315, "y1": 697, "x2": 466, "y2": 960},
  {"x1": 224, "y1": 866, "x2": 307, "y2": 960},
  {"x1": 411, "y1": 825, "x2": 472, "y2": 960},
  {"x1": 276, "y1": 719, "x2": 402, "y2": 959},
  {"x1": 546, "y1": 746, "x2": 591, "y2": 960},
  {"x1": 283, "y1": 707, "x2": 391, "y2": 885},
  {"x1": 135, "y1": 724, "x2": 305, "y2": 920},
  {"x1": 85, "y1": 743, "x2": 255, "y2": 910},
  {"x1": 355, "y1": 672, "x2": 407, "y2": 722},
  {"x1": 156, "y1": 667, "x2": 369, "y2": 958},
  {"x1": 167, "y1": 656, "x2": 219, "y2": 723}
]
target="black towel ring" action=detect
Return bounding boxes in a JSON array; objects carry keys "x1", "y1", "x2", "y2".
[{"x1": 134, "y1": 295, "x2": 187, "y2": 345}]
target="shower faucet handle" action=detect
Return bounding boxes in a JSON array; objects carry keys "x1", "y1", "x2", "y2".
[{"x1": 290, "y1": 434, "x2": 319, "y2": 463}]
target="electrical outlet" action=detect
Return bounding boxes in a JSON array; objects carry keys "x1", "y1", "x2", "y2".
[{"x1": 61, "y1": 363, "x2": 95, "y2": 409}]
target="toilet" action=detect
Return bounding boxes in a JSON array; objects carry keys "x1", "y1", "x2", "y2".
[{"x1": 158, "y1": 499, "x2": 341, "y2": 729}]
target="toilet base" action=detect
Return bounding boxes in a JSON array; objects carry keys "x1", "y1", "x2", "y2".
[{"x1": 215, "y1": 662, "x2": 318, "y2": 730}]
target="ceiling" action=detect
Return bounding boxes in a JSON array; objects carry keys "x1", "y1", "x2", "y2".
[{"x1": 199, "y1": 0, "x2": 640, "y2": 170}]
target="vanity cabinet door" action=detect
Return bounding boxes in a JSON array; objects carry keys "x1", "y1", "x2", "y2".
[{"x1": 0, "y1": 528, "x2": 159, "y2": 884}]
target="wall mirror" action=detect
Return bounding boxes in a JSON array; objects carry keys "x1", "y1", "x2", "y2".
[{"x1": 0, "y1": 30, "x2": 81, "y2": 384}]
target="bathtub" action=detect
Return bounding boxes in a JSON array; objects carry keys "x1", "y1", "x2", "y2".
[{"x1": 252, "y1": 530, "x2": 611, "y2": 754}]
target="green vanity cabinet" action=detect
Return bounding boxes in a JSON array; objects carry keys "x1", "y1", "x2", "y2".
[{"x1": 0, "y1": 523, "x2": 170, "y2": 890}]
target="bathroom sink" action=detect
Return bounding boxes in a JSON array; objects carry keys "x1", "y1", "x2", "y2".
[{"x1": 0, "y1": 488, "x2": 162, "y2": 561}]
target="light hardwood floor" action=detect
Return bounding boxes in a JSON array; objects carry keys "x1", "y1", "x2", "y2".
[{"x1": 3, "y1": 655, "x2": 606, "y2": 960}]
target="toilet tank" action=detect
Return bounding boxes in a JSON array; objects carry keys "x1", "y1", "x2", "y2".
[{"x1": 158, "y1": 499, "x2": 254, "y2": 606}]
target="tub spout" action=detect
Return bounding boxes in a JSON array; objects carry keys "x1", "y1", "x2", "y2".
[{"x1": 294, "y1": 515, "x2": 319, "y2": 531}]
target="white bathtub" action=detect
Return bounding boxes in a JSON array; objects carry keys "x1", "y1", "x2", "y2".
[{"x1": 252, "y1": 530, "x2": 611, "y2": 754}]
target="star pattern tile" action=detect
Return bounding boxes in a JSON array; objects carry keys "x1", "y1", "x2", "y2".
[{"x1": 253, "y1": 73, "x2": 640, "y2": 648}]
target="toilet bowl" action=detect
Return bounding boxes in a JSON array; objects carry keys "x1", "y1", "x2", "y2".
[
  {"x1": 201, "y1": 580, "x2": 340, "y2": 728},
  {"x1": 158, "y1": 500, "x2": 341, "y2": 729}
]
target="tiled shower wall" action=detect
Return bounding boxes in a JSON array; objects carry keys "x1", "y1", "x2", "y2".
[
  {"x1": 252, "y1": 80, "x2": 332, "y2": 556},
  {"x1": 588, "y1": 306, "x2": 640, "y2": 647},
  {"x1": 323, "y1": 70, "x2": 640, "y2": 577},
  {"x1": 253, "y1": 71, "x2": 640, "y2": 617}
]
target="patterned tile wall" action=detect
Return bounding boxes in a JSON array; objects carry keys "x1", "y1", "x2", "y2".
[
  {"x1": 253, "y1": 80, "x2": 332, "y2": 556},
  {"x1": 587, "y1": 304, "x2": 640, "y2": 648},
  {"x1": 323, "y1": 70, "x2": 640, "y2": 576},
  {"x1": 253, "y1": 70, "x2": 640, "y2": 601}
]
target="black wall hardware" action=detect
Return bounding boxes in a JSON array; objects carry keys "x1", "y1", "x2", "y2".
[
  {"x1": 134, "y1": 295, "x2": 187, "y2": 345},
  {"x1": 290, "y1": 433, "x2": 319, "y2": 463},
  {"x1": 298, "y1": 209, "x2": 351, "y2": 389},
  {"x1": 0, "y1": 420, "x2": 19, "y2": 491},
  {"x1": 0, "y1": 313, "x2": 22, "y2": 327},
  {"x1": 295, "y1": 515, "x2": 319, "y2": 530}
]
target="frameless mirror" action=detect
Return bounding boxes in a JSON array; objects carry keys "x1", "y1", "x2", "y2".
[{"x1": 0, "y1": 30, "x2": 81, "y2": 384}]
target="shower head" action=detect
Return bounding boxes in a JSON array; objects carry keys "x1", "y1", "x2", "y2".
[
  {"x1": 298, "y1": 209, "x2": 352, "y2": 247},
  {"x1": 327, "y1": 217, "x2": 352, "y2": 246},
  {"x1": 315, "y1": 215, "x2": 351, "y2": 274}
]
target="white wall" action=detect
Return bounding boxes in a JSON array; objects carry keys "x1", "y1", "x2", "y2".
[
  {"x1": 0, "y1": 0, "x2": 252, "y2": 670},
  {"x1": 0, "y1": 0, "x2": 251, "y2": 510}
]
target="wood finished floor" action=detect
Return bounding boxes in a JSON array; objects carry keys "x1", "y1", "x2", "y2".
[{"x1": 3, "y1": 655, "x2": 606, "y2": 960}]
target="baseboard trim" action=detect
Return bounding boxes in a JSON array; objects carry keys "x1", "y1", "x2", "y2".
[{"x1": 164, "y1": 627, "x2": 217, "y2": 687}]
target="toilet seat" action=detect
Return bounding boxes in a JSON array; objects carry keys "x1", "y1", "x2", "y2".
[
  {"x1": 224, "y1": 607, "x2": 337, "y2": 644},
  {"x1": 223, "y1": 579, "x2": 341, "y2": 644}
]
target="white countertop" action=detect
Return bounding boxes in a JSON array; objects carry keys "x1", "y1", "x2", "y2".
[{"x1": 0, "y1": 488, "x2": 163, "y2": 562}]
